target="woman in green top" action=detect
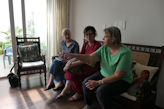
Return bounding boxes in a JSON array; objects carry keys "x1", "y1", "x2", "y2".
[{"x1": 65, "y1": 26, "x2": 133, "y2": 109}]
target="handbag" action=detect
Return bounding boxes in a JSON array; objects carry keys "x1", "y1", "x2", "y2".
[{"x1": 7, "y1": 63, "x2": 19, "y2": 88}]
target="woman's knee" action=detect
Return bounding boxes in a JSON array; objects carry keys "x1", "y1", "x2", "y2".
[
  {"x1": 96, "y1": 87, "x2": 104, "y2": 99},
  {"x1": 52, "y1": 59, "x2": 60, "y2": 66},
  {"x1": 96, "y1": 85, "x2": 110, "y2": 100}
]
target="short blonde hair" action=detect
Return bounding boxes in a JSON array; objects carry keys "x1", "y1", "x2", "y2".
[{"x1": 61, "y1": 28, "x2": 71, "y2": 36}]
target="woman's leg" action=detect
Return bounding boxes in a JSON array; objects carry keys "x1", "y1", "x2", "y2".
[
  {"x1": 56, "y1": 80, "x2": 72, "y2": 99},
  {"x1": 82, "y1": 72, "x2": 103, "y2": 105},
  {"x1": 96, "y1": 80, "x2": 130, "y2": 109},
  {"x1": 46, "y1": 59, "x2": 65, "y2": 88},
  {"x1": 46, "y1": 74, "x2": 55, "y2": 87},
  {"x1": 68, "y1": 92, "x2": 83, "y2": 101},
  {"x1": 67, "y1": 72, "x2": 85, "y2": 101}
]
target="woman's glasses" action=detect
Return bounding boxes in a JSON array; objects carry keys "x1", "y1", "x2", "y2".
[{"x1": 85, "y1": 33, "x2": 94, "y2": 37}]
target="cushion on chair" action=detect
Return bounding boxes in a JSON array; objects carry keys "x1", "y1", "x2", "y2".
[
  {"x1": 22, "y1": 61, "x2": 44, "y2": 68},
  {"x1": 18, "y1": 44, "x2": 41, "y2": 62},
  {"x1": 127, "y1": 70, "x2": 150, "y2": 96},
  {"x1": 126, "y1": 62, "x2": 159, "y2": 96},
  {"x1": 132, "y1": 62, "x2": 159, "y2": 82}
]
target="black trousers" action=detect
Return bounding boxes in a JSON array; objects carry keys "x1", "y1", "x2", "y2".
[{"x1": 82, "y1": 71, "x2": 131, "y2": 109}]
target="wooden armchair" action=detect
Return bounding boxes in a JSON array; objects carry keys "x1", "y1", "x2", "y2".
[
  {"x1": 111, "y1": 43, "x2": 164, "y2": 109},
  {"x1": 16, "y1": 37, "x2": 46, "y2": 87}
]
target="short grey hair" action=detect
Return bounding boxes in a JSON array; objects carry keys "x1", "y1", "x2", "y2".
[
  {"x1": 104, "y1": 26, "x2": 121, "y2": 45},
  {"x1": 61, "y1": 28, "x2": 71, "y2": 36}
]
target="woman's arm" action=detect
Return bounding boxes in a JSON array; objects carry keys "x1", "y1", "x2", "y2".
[
  {"x1": 65, "y1": 53, "x2": 100, "y2": 66},
  {"x1": 63, "y1": 59, "x2": 84, "y2": 72},
  {"x1": 70, "y1": 60, "x2": 84, "y2": 67}
]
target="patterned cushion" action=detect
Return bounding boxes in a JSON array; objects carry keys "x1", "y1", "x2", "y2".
[
  {"x1": 132, "y1": 62, "x2": 158, "y2": 81},
  {"x1": 127, "y1": 62, "x2": 159, "y2": 96},
  {"x1": 128, "y1": 70, "x2": 150, "y2": 96},
  {"x1": 18, "y1": 44, "x2": 41, "y2": 62}
]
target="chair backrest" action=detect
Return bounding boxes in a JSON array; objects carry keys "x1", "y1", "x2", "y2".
[
  {"x1": 123, "y1": 43, "x2": 164, "y2": 67},
  {"x1": 16, "y1": 37, "x2": 41, "y2": 62},
  {"x1": 16, "y1": 37, "x2": 41, "y2": 53}
]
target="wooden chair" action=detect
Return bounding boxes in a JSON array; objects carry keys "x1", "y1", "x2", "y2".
[{"x1": 16, "y1": 37, "x2": 46, "y2": 87}]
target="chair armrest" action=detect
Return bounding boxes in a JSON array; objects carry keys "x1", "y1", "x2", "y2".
[
  {"x1": 41, "y1": 55, "x2": 46, "y2": 64},
  {"x1": 136, "y1": 80, "x2": 151, "y2": 102}
]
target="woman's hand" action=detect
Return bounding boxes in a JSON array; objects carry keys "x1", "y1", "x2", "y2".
[
  {"x1": 85, "y1": 80, "x2": 100, "y2": 90},
  {"x1": 64, "y1": 53, "x2": 74, "y2": 59},
  {"x1": 63, "y1": 60, "x2": 72, "y2": 72}
]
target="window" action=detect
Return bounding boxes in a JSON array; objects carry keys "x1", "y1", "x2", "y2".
[{"x1": 25, "y1": 0, "x2": 47, "y2": 55}]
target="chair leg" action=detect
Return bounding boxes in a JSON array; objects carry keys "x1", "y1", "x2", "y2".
[
  {"x1": 17, "y1": 71, "x2": 21, "y2": 88},
  {"x1": 44, "y1": 68, "x2": 46, "y2": 86}
]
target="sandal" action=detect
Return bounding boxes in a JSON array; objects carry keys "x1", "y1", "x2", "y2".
[{"x1": 68, "y1": 93, "x2": 82, "y2": 101}]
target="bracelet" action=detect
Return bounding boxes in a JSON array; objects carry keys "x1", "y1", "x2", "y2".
[
  {"x1": 99, "y1": 79, "x2": 104, "y2": 85},
  {"x1": 101, "y1": 79, "x2": 104, "y2": 84}
]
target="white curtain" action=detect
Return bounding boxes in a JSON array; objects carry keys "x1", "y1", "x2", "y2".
[{"x1": 47, "y1": 0, "x2": 68, "y2": 67}]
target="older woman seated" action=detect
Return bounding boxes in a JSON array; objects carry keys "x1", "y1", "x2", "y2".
[
  {"x1": 44, "y1": 28, "x2": 79, "y2": 91},
  {"x1": 65, "y1": 26, "x2": 133, "y2": 109}
]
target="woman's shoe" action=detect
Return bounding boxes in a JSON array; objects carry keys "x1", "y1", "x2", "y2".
[
  {"x1": 53, "y1": 85, "x2": 65, "y2": 91},
  {"x1": 44, "y1": 84, "x2": 55, "y2": 91}
]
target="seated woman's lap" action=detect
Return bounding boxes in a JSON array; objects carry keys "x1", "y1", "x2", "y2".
[
  {"x1": 96, "y1": 80, "x2": 130, "y2": 98},
  {"x1": 82, "y1": 72, "x2": 130, "y2": 97},
  {"x1": 49, "y1": 59, "x2": 66, "y2": 82}
]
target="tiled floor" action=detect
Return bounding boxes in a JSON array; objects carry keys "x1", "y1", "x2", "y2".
[{"x1": 0, "y1": 55, "x2": 13, "y2": 78}]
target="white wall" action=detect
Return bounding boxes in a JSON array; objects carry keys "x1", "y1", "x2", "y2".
[
  {"x1": 70, "y1": 0, "x2": 164, "y2": 108},
  {"x1": 70, "y1": 0, "x2": 164, "y2": 48}
]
